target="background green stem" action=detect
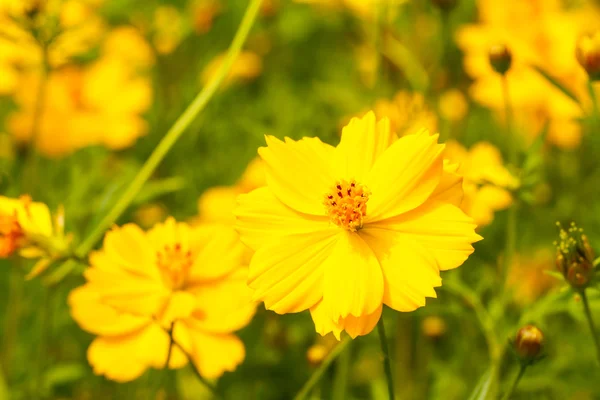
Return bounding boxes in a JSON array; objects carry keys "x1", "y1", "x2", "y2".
[
  {"x1": 293, "y1": 337, "x2": 352, "y2": 400},
  {"x1": 581, "y1": 290, "x2": 600, "y2": 363},
  {"x1": 73, "y1": 0, "x2": 264, "y2": 259},
  {"x1": 377, "y1": 318, "x2": 395, "y2": 400},
  {"x1": 332, "y1": 340, "x2": 351, "y2": 400},
  {"x1": 500, "y1": 364, "x2": 527, "y2": 400}
]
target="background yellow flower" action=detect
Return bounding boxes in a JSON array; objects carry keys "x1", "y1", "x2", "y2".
[{"x1": 69, "y1": 219, "x2": 256, "y2": 382}]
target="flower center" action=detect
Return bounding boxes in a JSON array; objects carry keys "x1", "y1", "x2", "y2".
[
  {"x1": 323, "y1": 179, "x2": 370, "y2": 232},
  {"x1": 156, "y1": 243, "x2": 193, "y2": 290},
  {"x1": 0, "y1": 212, "x2": 23, "y2": 258}
]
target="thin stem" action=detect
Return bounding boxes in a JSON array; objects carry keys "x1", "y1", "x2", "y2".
[
  {"x1": 500, "y1": 364, "x2": 527, "y2": 400},
  {"x1": 73, "y1": 0, "x2": 264, "y2": 259},
  {"x1": 165, "y1": 322, "x2": 175, "y2": 369},
  {"x1": 331, "y1": 339, "x2": 351, "y2": 400},
  {"x1": 169, "y1": 337, "x2": 219, "y2": 398},
  {"x1": 581, "y1": 290, "x2": 600, "y2": 363},
  {"x1": 501, "y1": 75, "x2": 517, "y2": 288},
  {"x1": 377, "y1": 318, "x2": 395, "y2": 400},
  {"x1": 293, "y1": 337, "x2": 352, "y2": 400},
  {"x1": 588, "y1": 80, "x2": 598, "y2": 121}
]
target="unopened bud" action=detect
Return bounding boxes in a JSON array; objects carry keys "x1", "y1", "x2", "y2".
[
  {"x1": 576, "y1": 32, "x2": 600, "y2": 81},
  {"x1": 489, "y1": 44, "x2": 512, "y2": 75},
  {"x1": 431, "y1": 0, "x2": 458, "y2": 12},
  {"x1": 555, "y1": 222, "x2": 596, "y2": 290},
  {"x1": 514, "y1": 325, "x2": 544, "y2": 360}
]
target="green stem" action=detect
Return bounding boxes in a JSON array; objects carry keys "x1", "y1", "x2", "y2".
[
  {"x1": 170, "y1": 337, "x2": 219, "y2": 398},
  {"x1": 501, "y1": 75, "x2": 517, "y2": 287},
  {"x1": 331, "y1": 339, "x2": 351, "y2": 400},
  {"x1": 165, "y1": 322, "x2": 175, "y2": 369},
  {"x1": 73, "y1": 0, "x2": 264, "y2": 259},
  {"x1": 500, "y1": 364, "x2": 527, "y2": 400},
  {"x1": 588, "y1": 80, "x2": 598, "y2": 122},
  {"x1": 377, "y1": 318, "x2": 395, "y2": 400},
  {"x1": 293, "y1": 337, "x2": 352, "y2": 400},
  {"x1": 581, "y1": 290, "x2": 600, "y2": 364}
]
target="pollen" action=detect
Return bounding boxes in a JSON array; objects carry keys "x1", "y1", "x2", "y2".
[
  {"x1": 156, "y1": 243, "x2": 193, "y2": 289},
  {"x1": 323, "y1": 179, "x2": 370, "y2": 232}
]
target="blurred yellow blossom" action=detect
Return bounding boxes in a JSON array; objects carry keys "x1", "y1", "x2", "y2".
[
  {"x1": 201, "y1": 51, "x2": 263, "y2": 87},
  {"x1": 456, "y1": 0, "x2": 600, "y2": 149},
  {"x1": 444, "y1": 140, "x2": 519, "y2": 227},
  {"x1": 0, "y1": 195, "x2": 71, "y2": 277},
  {"x1": 198, "y1": 158, "x2": 265, "y2": 225},
  {"x1": 191, "y1": 0, "x2": 222, "y2": 34},
  {"x1": 153, "y1": 5, "x2": 184, "y2": 55},
  {"x1": 507, "y1": 250, "x2": 557, "y2": 306},
  {"x1": 439, "y1": 89, "x2": 469, "y2": 122},
  {"x1": 421, "y1": 316, "x2": 447, "y2": 339},
  {"x1": 8, "y1": 27, "x2": 153, "y2": 157},
  {"x1": 69, "y1": 219, "x2": 256, "y2": 382},
  {"x1": 576, "y1": 31, "x2": 600, "y2": 81},
  {"x1": 373, "y1": 91, "x2": 438, "y2": 136},
  {"x1": 235, "y1": 112, "x2": 481, "y2": 339}
]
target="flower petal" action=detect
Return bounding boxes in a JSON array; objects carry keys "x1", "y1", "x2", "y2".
[
  {"x1": 158, "y1": 291, "x2": 198, "y2": 326},
  {"x1": 310, "y1": 300, "x2": 343, "y2": 340},
  {"x1": 360, "y1": 228, "x2": 441, "y2": 312},
  {"x1": 235, "y1": 187, "x2": 332, "y2": 251},
  {"x1": 68, "y1": 285, "x2": 151, "y2": 336},
  {"x1": 249, "y1": 231, "x2": 339, "y2": 314},
  {"x1": 365, "y1": 131, "x2": 444, "y2": 222},
  {"x1": 187, "y1": 225, "x2": 247, "y2": 284},
  {"x1": 369, "y1": 201, "x2": 481, "y2": 271},
  {"x1": 188, "y1": 267, "x2": 257, "y2": 333},
  {"x1": 340, "y1": 304, "x2": 383, "y2": 339},
  {"x1": 259, "y1": 135, "x2": 335, "y2": 215},
  {"x1": 322, "y1": 231, "x2": 384, "y2": 320},
  {"x1": 431, "y1": 160, "x2": 463, "y2": 207},
  {"x1": 332, "y1": 111, "x2": 397, "y2": 181},
  {"x1": 103, "y1": 223, "x2": 160, "y2": 281},
  {"x1": 87, "y1": 323, "x2": 171, "y2": 382},
  {"x1": 179, "y1": 323, "x2": 245, "y2": 379}
]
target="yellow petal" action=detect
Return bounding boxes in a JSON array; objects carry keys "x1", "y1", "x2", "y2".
[
  {"x1": 340, "y1": 304, "x2": 382, "y2": 339},
  {"x1": 158, "y1": 291, "x2": 198, "y2": 326},
  {"x1": 360, "y1": 229, "x2": 441, "y2": 312},
  {"x1": 249, "y1": 231, "x2": 339, "y2": 314},
  {"x1": 68, "y1": 285, "x2": 151, "y2": 336},
  {"x1": 258, "y1": 136, "x2": 335, "y2": 215},
  {"x1": 235, "y1": 187, "x2": 332, "y2": 251},
  {"x1": 430, "y1": 160, "x2": 463, "y2": 207},
  {"x1": 368, "y1": 202, "x2": 481, "y2": 271},
  {"x1": 322, "y1": 231, "x2": 383, "y2": 320},
  {"x1": 179, "y1": 323, "x2": 245, "y2": 379},
  {"x1": 310, "y1": 300, "x2": 343, "y2": 340},
  {"x1": 187, "y1": 225, "x2": 246, "y2": 283},
  {"x1": 333, "y1": 111, "x2": 397, "y2": 181},
  {"x1": 187, "y1": 267, "x2": 256, "y2": 333},
  {"x1": 87, "y1": 323, "x2": 170, "y2": 382},
  {"x1": 365, "y1": 131, "x2": 444, "y2": 222},
  {"x1": 103, "y1": 223, "x2": 161, "y2": 281}
]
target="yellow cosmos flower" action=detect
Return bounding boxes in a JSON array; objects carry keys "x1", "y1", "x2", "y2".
[
  {"x1": 8, "y1": 27, "x2": 153, "y2": 157},
  {"x1": 69, "y1": 218, "x2": 256, "y2": 382},
  {"x1": 0, "y1": 195, "x2": 70, "y2": 277},
  {"x1": 444, "y1": 140, "x2": 519, "y2": 228},
  {"x1": 235, "y1": 112, "x2": 481, "y2": 339}
]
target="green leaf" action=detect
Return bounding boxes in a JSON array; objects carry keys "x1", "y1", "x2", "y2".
[
  {"x1": 543, "y1": 270, "x2": 564, "y2": 280},
  {"x1": 466, "y1": 367, "x2": 495, "y2": 400},
  {"x1": 532, "y1": 65, "x2": 582, "y2": 108}
]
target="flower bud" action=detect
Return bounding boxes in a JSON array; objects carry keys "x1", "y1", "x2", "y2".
[
  {"x1": 421, "y1": 316, "x2": 447, "y2": 340},
  {"x1": 489, "y1": 44, "x2": 512, "y2": 75},
  {"x1": 514, "y1": 325, "x2": 544, "y2": 360},
  {"x1": 576, "y1": 32, "x2": 600, "y2": 81},
  {"x1": 431, "y1": 0, "x2": 458, "y2": 12},
  {"x1": 555, "y1": 222, "x2": 596, "y2": 290}
]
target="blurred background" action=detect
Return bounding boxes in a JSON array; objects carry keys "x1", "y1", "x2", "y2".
[{"x1": 2, "y1": 0, "x2": 600, "y2": 398}]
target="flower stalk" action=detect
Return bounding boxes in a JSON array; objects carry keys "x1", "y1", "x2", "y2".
[
  {"x1": 500, "y1": 364, "x2": 527, "y2": 400},
  {"x1": 377, "y1": 318, "x2": 395, "y2": 400},
  {"x1": 580, "y1": 289, "x2": 600, "y2": 363}
]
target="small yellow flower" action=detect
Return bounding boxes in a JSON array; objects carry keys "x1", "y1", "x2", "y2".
[
  {"x1": 192, "y1": 0, "x2": 222, "y2": 34},
  {"x1": 69, "y1": 218, "x2": 256, "y2": 382},
  {"x1": 235, "y1": 112, "x2": 481, "y2": 339},
  {"x1": 153, "y1": 6, "x2": 184, "y2": 55},
  {"x1": 439, "y1": 89, "x2": 469, "y2": 122},
  {"x1": 444, "y1": 140, "x2": 518, "y2": 227},
  {"x1": 0, "y1": 195, "x2": 70, "y2": 276},
  {"x1": 507, "y1": 250, "x2": 557, "y2": 306}
]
